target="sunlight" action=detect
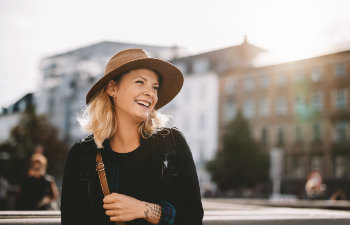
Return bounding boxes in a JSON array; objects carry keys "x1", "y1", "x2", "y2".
[{"x1": 246, "y1": 0, "x2": 330, "y2": 63}]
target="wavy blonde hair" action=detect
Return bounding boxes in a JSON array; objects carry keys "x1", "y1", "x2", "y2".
[{"x1": 78, "y1": 86, "x2": 169, "y2": 148}]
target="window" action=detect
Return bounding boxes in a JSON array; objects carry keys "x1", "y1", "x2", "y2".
[
  {"x1": 261, "y1": 128, "x2": 268, "y2": 145},
  {"x1": 334, "y1": 89, "x2": 348, "y2": 109},
  {"x1": 259, "y1": 74, "x2": 269, "y2": 89},
  {"x1": 243, "y1": 99, "x2": 254, "y2": 119},
  {"x1": 311, "y1": 155, "x2": 322, "y2": 172},
  {"x1": 295, "y1": 126, "x2": 302, "y2": 143},
  {"x1": 311, "y1": 67, "x2": 322, "y2": 82},
  {"x1": 334, "y1": 156, "x2": 347, "y2": 178},
  {"x1": 193, "y1": 59, "x2": 209, "y2": 74},
  {"x1": 276, "y1": 96, "x2": 287, "y2": 115},
  {"x1": 89, "y1": 76, "x2": 95, "y2": 84},
  {"x1": 259, "y1": 97, "x2": 269, "y2": 116},
  {"x1": 277, "y1": 126, "x2": 285, "y2": 146},
  {"x1": 295, "y1": 70, "x2": 305, "y2": 83},
  {"x1": 292, "y1": 156, "x2": 305, "y2": 178},
  {"x1": 277, "y1": 73, "x2": 287, "y2": 86},
  {"x1": 335, "y1": 63, "x2": 347, "y2": 77},
  {"x1": 225, "y1": 78, "x2": 235, "y2": 94},
  {"x1": 335, "y1": 121, "x2": 348, "y2": 142},
  {"x1": 18, "y1": 100, "x2": 27, "y2": 112},
  {"x1": 174, "y1": 62, "x2": 187, "y2": 74},
  {"x1": 312, "y1": 123, "x2": 322, "y2": 141},
  {"x1": 312, "y1": 92, "x2": 323, "y2": 111},
  {"x1": 225, "y1": 101, "x2": 236, "y2": 121},
  {"x1": 294, "y1": 94, "x2": 305, "y2": 112},
  {"x1": 244, "y1": 77, "x2": 255, "y2": 91}
]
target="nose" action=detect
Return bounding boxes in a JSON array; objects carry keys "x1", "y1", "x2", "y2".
[{"x1": 144, "y1": 84, "x2": 156, "y2": 97}]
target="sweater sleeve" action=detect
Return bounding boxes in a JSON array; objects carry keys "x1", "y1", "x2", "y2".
[
  {"x1": 170, "y1": 128, "x2": 204, "y2": 225},
  {"x1": 159, "y1": 201, "x2": 176, "y2": 225},
  {"x1": 61, "y1": 143, "x2": 92, "y2": 225}
]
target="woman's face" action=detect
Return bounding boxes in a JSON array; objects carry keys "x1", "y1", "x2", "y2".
[{"x1": 108, "y1": 68, "x2": 159, "y2": 123}]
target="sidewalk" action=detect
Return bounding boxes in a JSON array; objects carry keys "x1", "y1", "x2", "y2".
[
  {"x1": 1, "y1": 199, "x2": 350, "y2": 225},
  {"x1": 203, "y1": 199, "x2": 350, "y2": 225}
]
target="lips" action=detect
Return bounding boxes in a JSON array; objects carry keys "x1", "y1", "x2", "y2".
[{"x1": 135, "y1": 100, "x2": 151, "y2": 109}]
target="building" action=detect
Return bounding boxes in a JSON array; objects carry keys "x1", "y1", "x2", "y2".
[
  {"x1": 163, "y1": 39, "x2": 265, "y2": 193},
  {"x1": 37, "y1": 41, "x2": 186, "y2": 144},
  {"x1": 219, "y1": 49, "x2": 350, "y2": 197},
  {"x1": 0, "y1": 93, "x2": 34, "y2": 142}
]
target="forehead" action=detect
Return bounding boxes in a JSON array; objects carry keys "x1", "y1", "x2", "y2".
[{"x1": 122, "y1": 68, "x2": 159, "y2": 82}]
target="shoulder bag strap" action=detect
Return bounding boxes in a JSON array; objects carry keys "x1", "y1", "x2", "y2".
[
  {"x1": 96, "y1": 150, "x2": 110, "y2": 196},
  {"x1": 96, "y1": 150, "x2": 125, "y2": 225}
]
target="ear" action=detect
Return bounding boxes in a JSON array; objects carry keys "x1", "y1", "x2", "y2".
[{"x1": 106, "y1": 80, "x2": 117, "y2": 97}]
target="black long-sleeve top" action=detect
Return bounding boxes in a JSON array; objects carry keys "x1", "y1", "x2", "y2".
[{"x1": 61, "y1": 128, "x2": 203, "y2": 225}]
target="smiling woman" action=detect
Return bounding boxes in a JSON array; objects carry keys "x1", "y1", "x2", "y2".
[{"x1": 61, "y1": 48, "x2": 203, "y2": 225}]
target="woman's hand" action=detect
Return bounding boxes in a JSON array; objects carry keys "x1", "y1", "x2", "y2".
[{"x1": 103, "y1": 193, "x2": 145, "y2": 222}]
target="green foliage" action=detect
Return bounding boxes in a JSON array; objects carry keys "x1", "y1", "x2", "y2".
[
  {"x1": 1, "y1": 105, "x2": 69, "y2": 183},
  {"x1": 207, "y1": 111, "x2": 269, "y2": 191}
]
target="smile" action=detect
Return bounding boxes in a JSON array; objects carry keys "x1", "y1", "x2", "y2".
[{"x1": 135, "y1": 100, "x2": 151, "y2": 109}]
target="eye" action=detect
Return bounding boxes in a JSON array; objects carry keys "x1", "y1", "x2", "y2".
[
  {"x1": 136, "y1": 80, "x2": 144, "y2": 84},
  {"x1": 153, "y1": 86, "x2": 159, "y2": 91}
]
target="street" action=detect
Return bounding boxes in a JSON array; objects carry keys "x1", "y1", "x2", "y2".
[{"x1": 1, "y1": 199, "x2": 350, "y2": 224}]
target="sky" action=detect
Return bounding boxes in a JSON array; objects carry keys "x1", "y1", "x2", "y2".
[{"x1": 1, "y1": 0, "x2": 350, "y2": 108}]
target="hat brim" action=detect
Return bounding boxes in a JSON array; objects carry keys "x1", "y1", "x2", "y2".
[{"x1": 86, "y1": 58, "x2": 183, "y2": 109}]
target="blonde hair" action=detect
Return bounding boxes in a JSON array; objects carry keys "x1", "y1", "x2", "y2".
[
  {"x1": 30, "y1": 153, "x2": 47, "y2": 169},
  {"x1": 78, "y1": 87, "x2": 169, "y2": 148}
]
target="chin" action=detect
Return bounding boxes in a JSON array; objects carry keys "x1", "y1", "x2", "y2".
[{"x1": 134, "y1": 112, "x2": 150, "y2": 123}]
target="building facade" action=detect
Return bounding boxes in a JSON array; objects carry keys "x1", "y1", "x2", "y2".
[
  {"x1": 219, "y1": 50, "x2": 350, "y2": 197},
  {"x1": 164, "y1": 40, "x2": 265, "y2": 193}
]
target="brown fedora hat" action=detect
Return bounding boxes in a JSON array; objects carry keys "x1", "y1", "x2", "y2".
[{"x1": 86, "y1": 48, "x2": 183, "y2": 109}]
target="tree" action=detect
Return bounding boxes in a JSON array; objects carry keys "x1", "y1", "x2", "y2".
[
  {"x1": 3, "y1": 105, "x2": 69, "y2": 183},
  {"x1": 207, "y1": 111, "x2": 269, "y2": 192}
]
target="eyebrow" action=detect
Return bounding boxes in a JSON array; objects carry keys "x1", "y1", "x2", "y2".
[{"x1": 136, "y1": 76, "x2": 159, "y2": 86}]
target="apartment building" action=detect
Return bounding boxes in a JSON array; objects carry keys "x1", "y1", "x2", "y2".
[{"x1": 219, "y1": 50, "x2": 350, "y2": 196}]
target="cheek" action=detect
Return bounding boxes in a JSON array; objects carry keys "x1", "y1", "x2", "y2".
[
  {"x1": 117, "y1": 91, "x2": 133, "y2": 105},
  {"x1": 152, "y1": 94, "x2": 158, "y2": 106}
]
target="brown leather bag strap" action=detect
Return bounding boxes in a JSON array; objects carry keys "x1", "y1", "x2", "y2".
[
  {"x1": 96, "y1": 151, "x2": 110, "y2": 196},
  {"x1": 96, "y1": 150, "x2": 125, "y2": 225}
]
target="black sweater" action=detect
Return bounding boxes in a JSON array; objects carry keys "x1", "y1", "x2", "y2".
[{"x1": 61, "y1": 128, "x2": 203, "y2": 225}]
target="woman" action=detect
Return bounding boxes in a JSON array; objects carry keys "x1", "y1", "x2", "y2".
[
  {"x1": 16, "y1": 153, "x2": 59, "y2": 210},
  {"x1": 61, "y1": 49, "x2": 203, "y2": 225}
]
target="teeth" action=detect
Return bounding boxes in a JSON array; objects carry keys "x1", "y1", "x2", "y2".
[{"x1": 136, "y1": 100, "x2": 150, "y2": 108}]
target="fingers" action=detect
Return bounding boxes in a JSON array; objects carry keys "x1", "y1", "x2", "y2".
[
  {"x1": 103, "y1": 202, "x2": 120, "y2": 210},
  {"x1": 105, "y1": 209, "x2": 120, "y2": 216},
  {"x1": 103, "y1": 193, "x2": 120, "y2": 204},
  {"x1": 106, "y1": 209, "x2": 127, "y2": 222}
]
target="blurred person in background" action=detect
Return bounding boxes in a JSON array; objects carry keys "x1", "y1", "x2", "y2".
[
  {"x1": 305, "y1": 171, "x2": 326, "y2": 200},
  {"x1": 15, "y1": 153, "x2": 59, "y2": 210},
  {"x1": 0, "y1": 172, "x2": 8, "y2": 210}
]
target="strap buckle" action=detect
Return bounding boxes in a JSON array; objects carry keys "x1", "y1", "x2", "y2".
[{"x1": 96, "y1": 162, "x2": 105, "y2": 172}]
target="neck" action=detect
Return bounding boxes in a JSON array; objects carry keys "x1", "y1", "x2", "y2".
[{"x1": 109, "y1": 114, "x2": 142, "y2": 153}]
